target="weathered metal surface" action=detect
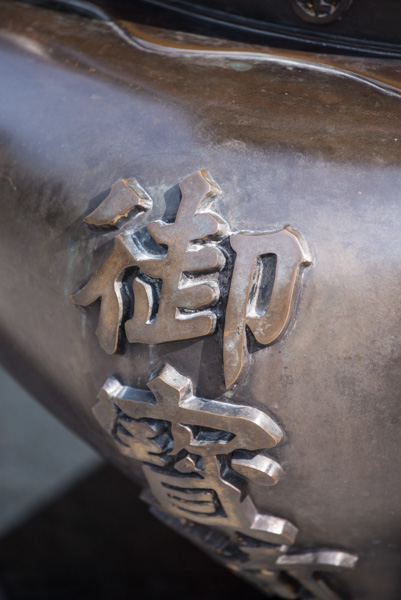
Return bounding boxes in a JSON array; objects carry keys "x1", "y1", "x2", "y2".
[
  {"x1": 1, "y1": 1, "x2": 401, "y2": 598},
  {"x1": 75, "y1": 167, "x2": 351, "y2": 597},
  {"x1": 83, "y1": 177, "x2": 152, "y2": 228},
  {"x1": 72, "y1": 170, "x2": 311, "y2": 387},
  {"x1": 94, "y1": 363, "x2": 357, "y2": 599}
]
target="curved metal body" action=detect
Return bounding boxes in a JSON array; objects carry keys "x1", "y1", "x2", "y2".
[{"x1": 1, "y1": 2, "x2": 401, "y2": 598}]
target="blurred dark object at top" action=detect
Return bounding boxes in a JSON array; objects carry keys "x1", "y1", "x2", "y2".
[{"x1": 38, "y1": 0, "x2": 401, "y2": 58}]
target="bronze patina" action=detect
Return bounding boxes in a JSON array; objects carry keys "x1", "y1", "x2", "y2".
[
  {"x1": 72, "y1": 170, "x2": 311, "y2": 387},
  {"x1": 0, "y1": 1, "x2": 401, "y2": 599}
]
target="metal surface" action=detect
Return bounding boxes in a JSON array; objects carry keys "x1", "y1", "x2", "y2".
[
  {"x1": 93, "y1": 363, "x2": 357, "y2": 599},
  {"x1": 83, "y1": 177, "x2": 152, "y2": 228},
  {"x1": 1, "y1": 1, "x2": 401, "y2": 599},
  {"x1": 72, "y1": 169, "x2": 311, "y2": 386},
  {"x1": 76, "y1": 169, "x2": 353, "y2": 599}
]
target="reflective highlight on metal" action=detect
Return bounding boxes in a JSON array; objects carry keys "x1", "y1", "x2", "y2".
[
  {"x1": 1, "y1": 1, "x2": 401, "y2": 599},
  {"x1": 93, "y1": 364, "x2": 357, "y2": 599},
  {"x1": 84, "y1": 178, "x2": 152, "y2": 228},
  {"x1": 72, "y1": 171, "x2": 311, "y2": 387}
]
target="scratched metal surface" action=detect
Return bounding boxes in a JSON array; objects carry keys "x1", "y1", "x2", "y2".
[{"x1": 0, "y1": 2, "x2": 401, "y2": 598}]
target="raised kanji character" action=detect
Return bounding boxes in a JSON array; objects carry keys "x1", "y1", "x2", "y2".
[
  {"x1": 93, "y1": 363, "x2": 296, "y2": 546},
  {"x1": 224, "y1": 227, "x2": 312, "y2": 388},
  {"x1": 72, "y1": 171, "x2": 227, "y2": 353}
]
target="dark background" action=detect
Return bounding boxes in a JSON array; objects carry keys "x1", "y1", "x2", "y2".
[{"x1": 0, "y1": 464, "x2": 266, "y2": 600}]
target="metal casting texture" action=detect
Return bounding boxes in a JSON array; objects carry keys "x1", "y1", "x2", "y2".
[
  {"x1": 73, "y1": 168, "x2": 356, "y2": 598},
  {"x1": 72, "y1": 170, "x2": 311, "y2": 388},
  {"x1": 1, "y1": 2, "x2": 401, "y2": 599},
  {"x1": 93, "y1": 363, "x2": 357, "y2": 599}
]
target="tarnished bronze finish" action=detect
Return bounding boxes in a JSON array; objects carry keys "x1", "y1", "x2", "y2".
[
  {"x1": 84, "y1": 177, "x2": 152, "y2": 228},
  {"x1": 93, "y1": 363, "x2": 357, "y2": 599},
  {"x1": 224, "y1": 227, "x2": 311, "y2": 388},
  {"x1": 1, "y1": 1, "x2": 401, "y2": 599},
  {"x1": 72, "y1": 171, "x2": 227, "y2": 353},
  {"x1": 76, "y1": 166, "x2": 349, "y2": 598},
  {"x1": 73, "y1": 170, "x2": 310, "y2": 387}
]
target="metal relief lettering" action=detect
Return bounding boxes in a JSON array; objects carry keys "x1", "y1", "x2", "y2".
[
  {"x1": 124, "y1": 172, "x2": 227, "y2": 345},
  {"x1": 93, "y1": 365, "x2": 357, "y2": 600},
  {"x1": 224, "y1": 228, "x2": 311, "y2": 388},
  {"x1": 72, "y1": 171, "x2": 310, "y2": 385},
  {"x1": 95, "y1": 364, "x2": 295, "y2": 545},
  {"x1": 84, "y1": 177, "x2": 152, "y2": 228},
  {"x1": 73, "y1": 171, "x2": 358, "y2": 599},
  {"x1": 156, "y1": 517, "x2": 358, "y2": 600}
]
